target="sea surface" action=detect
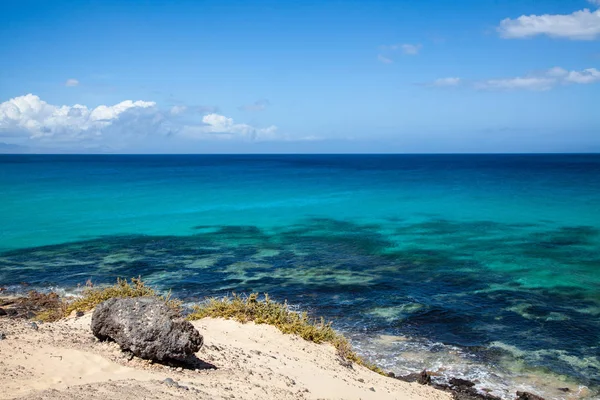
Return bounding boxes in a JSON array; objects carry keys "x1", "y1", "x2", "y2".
[{"x1": 1, "y1": 154, "x2": 599, "y2": 399}]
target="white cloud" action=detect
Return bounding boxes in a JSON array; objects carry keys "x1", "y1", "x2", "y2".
[
  {"x1": 65, "y1": 79, "x2": 79, "y2": 87},
  {"x1": 377, "y1": 54, "x2": 393, "y2": 64},
  {"x1": 564, "y1": 67, "x2": 600, "y2": 83},
  {"x1": 432, "y1": 77, "x2": 461, "y2": 87},
  {"x1": 400, "y1": 44, "x2": 422, "y2": 55},
  {"x1": 474, "y1": 67, "x2": 600, "y2": 91},
  {"x1": 181, "y1": 114, "x2": 278, "y2": 141},
  {"x1": 497, "y1": 8, "x2": 600, "y2": 40},
  {"x1": 0, "y1": 94, "x2": 157, "y2": 141},
  {"x1": 0, "y1": 94, "x2": 280, "y2": 148},
  {"x1": 475, "y1": 76, "x2": 556, "y2": 91},
  {"x1": 381, "y1": 43, "x2": 422, "y2": 55},
  {"x1": 170, "y1": 105, "x2": 187, "y2": 115}
]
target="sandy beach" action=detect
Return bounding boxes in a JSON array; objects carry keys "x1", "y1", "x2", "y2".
[{"x1": 0, "y1": 312, "x2": 451, "y2": 400}]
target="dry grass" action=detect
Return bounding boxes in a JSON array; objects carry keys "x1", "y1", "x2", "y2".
[
  {"x1": 187, "y1": 293, "x2": 385, "y2": 375},
  {"x1": 63, "y1": 277, "x2": 181, "y2": 316},
  {"x1": 16, "y1": 278, "x2": 384, "y2": 375}
]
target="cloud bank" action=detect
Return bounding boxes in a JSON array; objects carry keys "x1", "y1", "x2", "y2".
[
  {"x1": 497, "y1": 8, "x2": 600, "y2": 40},
  {"x1": 430, "y1": 67, "x2": 600, "y2": 91},
  {"x1": 0, "y1": 94, "x2": 279, "y2": 150}
]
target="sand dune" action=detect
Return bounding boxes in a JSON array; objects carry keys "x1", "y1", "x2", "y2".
[{"x1": 0, "y1": 313, "x2": 450, "y2": 400}]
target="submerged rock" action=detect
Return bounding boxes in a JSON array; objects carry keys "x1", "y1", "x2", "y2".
[
  {"x1": 430, "y1": 377, "x2": 502, "y2": 400},
  {"x1": 91, "y1": 297, "x2": 203, "y2": 361},
  {"x1": 515, "y1": 392, "x2": 545, "y2": 400}
]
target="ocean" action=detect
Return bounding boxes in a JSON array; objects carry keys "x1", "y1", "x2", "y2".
[{"x1": 0, "y1": 154, "x2": 599, "y2": 399}]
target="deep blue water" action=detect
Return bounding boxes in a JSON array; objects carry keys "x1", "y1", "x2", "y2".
[{"x1": 1, "y1": 154, "x2": 599, "y2": 399}]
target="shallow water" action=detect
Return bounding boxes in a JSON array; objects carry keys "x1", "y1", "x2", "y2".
[{"x1": 1, "y1": 154, "x2": 599, "y2": 399}]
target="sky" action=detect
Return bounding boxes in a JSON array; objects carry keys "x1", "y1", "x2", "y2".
[{"x1": 0, "y1": 0, "x2": 599, "y2": 153}]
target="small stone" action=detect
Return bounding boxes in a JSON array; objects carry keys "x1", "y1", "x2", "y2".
[
  {"x1": 370, "y1": 387, "x2": 376, "y2": 392},
  {"x1": 357, "y1": 378, "x2": 365, "y2": 383},
  {"x1": 557, "y1": 388, "x2": 569, "y2": 393},
  {"x1": 0, "y1": 332, "x2": 6, "y2": 340},
  {"x1": 76, "y1": 311, "x2": 84, "y2": 317},
  {"x1": 176, "y1": 367, "x2": 183, "y2": 372},
  {"x1": 29, "y1": 322, "x2": 39, "y2": 331},
  {"x1": 387, "y1": 371, "x2": 396, "y2": 378},
  {"x1": 0, "y1": 308, "x2": 7, "y2": 316},
  {"x1": 163, "y1": 378, "x2": 179, "y2": 387}
]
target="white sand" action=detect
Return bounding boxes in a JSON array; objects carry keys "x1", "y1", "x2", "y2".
[{"x1": 0, "y1": 313, "x2": 451, "y2": 400}]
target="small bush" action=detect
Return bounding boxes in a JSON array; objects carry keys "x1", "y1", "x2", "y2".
[
  {"x1": 63, "y1": 277, "x2": 181, "y2": 316},
  {"x1": 187, "y1": 293, "x2": 385, "y2": 375}
]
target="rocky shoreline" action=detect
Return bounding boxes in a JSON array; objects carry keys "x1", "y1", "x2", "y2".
[{"x1": 0, "y1": 291, "x2": 552, "y2": 400}]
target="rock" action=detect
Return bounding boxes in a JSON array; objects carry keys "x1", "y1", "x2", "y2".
[
  {"x1": 450, "y1": 378, "x2": 476, "y2": 389},
  {"x1": 516, "y1": 392, "x2": 545, "y2": 400},
  {"x1": 29, "y1": 322, "x2": 39, "y2": 331},
  {"x1": 162, "y1": 378, "x2": 188, "y2": 390},
  {"x1": 0, "y1": 308, "x2": 7, "y2": 316},
  {"x1": 557, "y1": 388, "x2": 569, "y2": 393},
  {"x1": 387, "y1": 371, "x2": 396, "y2": 378},
  {"x1": 0, "y1": 332, "x2": 6, "y2": 340},
  {"x1": 91, "y1": 297, "x2": 203, "y2": 361},
  {"x1": 76, "y1": 311, "x2": 84, "y2": 317},
  {"x1": 430, "y1": 377, "x2": 502, "y2": 400},
  {"x1": 417, "y1": 369, "x2": 431, "y2": 385},
  {"x1": 163, "y1": 378, "x2": 178, "y2": 387},
  {"x1": 395, "y1": 372, "x2": 422, "y2": 383}
]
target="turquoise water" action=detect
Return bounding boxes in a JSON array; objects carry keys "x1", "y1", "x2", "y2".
[{"x1": 1, "y1": 155, "x2": 599, "y2": 399}]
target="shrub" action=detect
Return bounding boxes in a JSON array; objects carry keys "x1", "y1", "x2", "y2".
[
  {"x1": 187, "y1": 293, "x2": 384, "y2": 375},
  {"x1": 63, "y1": 277, "x2": 181, "y2": 316}
]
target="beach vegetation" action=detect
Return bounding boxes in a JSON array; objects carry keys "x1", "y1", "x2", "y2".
[
  {"x1": 187, "y1": 292, "x2": 385, "y2": 375},
  {"x1": 63, "y1": 277, "x2": 181, "y2": 316}
]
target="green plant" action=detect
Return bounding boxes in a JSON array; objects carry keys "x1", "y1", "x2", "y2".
[
  {"x1": 63, "y1": 277, "x2": 181, "y2": 316},
  {"x1": 187, "y1": 293, "x2": 385, "y2": 375}
]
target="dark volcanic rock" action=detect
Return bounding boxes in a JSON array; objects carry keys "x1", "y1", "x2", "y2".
[
  {"x1": 395, "y1": 372, "x2": 422, "y2": 383},
  {"x1": 433, "y1": 377, "x2": 502, "y2": 400},
  {"x1": 91, "y1": 297, "x2": 203, "y2": 361},
  {"x1": 449, "y1": 378, "x2": 476, "y2": 388},
  {"x1": 516, "y1": 392, "x2": 545, "y2": 400},
  {"x1": 0, "y1": 308, "x2": 6, "y2": 316},
  {"x1": 418, "y1": 369, "x2": 431, "y2": 385}
]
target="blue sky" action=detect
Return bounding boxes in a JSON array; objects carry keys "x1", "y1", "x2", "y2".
[{"x1": 0, "y1": 0, "x2": 599, "y2": 153}]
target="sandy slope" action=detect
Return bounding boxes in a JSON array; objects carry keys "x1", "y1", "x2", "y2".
[{"x1": 0, "y1": 313, "x2": 451, "y2": 400}]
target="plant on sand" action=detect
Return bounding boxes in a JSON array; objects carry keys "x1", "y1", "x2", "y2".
[
  {"x1": 63, "y1": 277, "x2": 181, "y2": 316},
  {"x1": 187, "y1": 293, "x2": 385, "y2": 375}
]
